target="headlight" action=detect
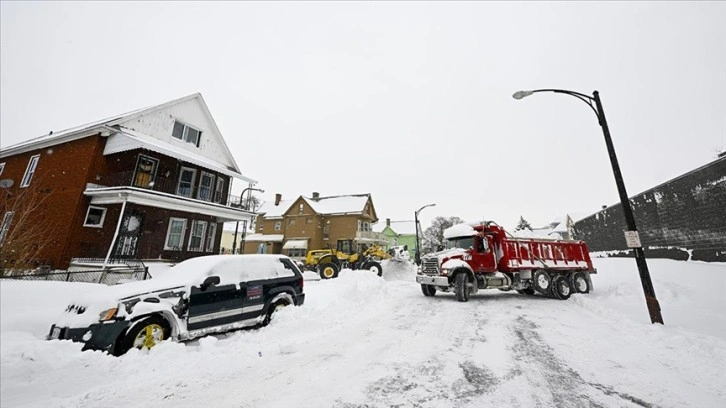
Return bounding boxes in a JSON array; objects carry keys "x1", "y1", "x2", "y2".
[
  {"x1": 441, "y1": 268, "x2": 450, "y2": 276},
  {"x1": 98, "y1": 307, "x2": 118, "y2": 322}
]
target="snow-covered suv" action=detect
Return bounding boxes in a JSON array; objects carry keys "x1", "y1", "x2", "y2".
[{"x1": 47, "y1": 254, "x2": 305, "y2": 356}]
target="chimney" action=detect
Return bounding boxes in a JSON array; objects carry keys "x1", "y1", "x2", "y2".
[
  {"x1": 601, "y1": 205, "x2": 607, "y2": 210},
  {"x1": 275, "y1": 194, "x2": 282, "y2": 206},
  {"x1": 312, "y1": 192, "x2": 320, "y2": 199},
  {"x1": 386, "y1": 218, "x2": 390, "y2": 227}
]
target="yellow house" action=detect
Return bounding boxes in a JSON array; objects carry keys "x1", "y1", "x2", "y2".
[{"x1": 243, "y1": 192, "x2": 388, "y2": 259}]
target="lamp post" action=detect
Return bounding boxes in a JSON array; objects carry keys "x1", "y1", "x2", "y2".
[
  {"x1": 414, "y1": 203, "x2": 436, "y2": 265},
  {"x1": 232, "y1": 186, "x2": 264, "y2": 254},
  {"x1": 513, "y1": 88, "x2": 663, "y2": 324}
]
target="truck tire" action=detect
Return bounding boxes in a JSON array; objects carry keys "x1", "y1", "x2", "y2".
[
  {"x1": 454, "y1": 273, "x2": 470, "y2": 302},
  {"x1": 532, "y1": 269, "x2": 552, "y2": 295},
  {"x1": 421, "y1": 284, "x2": 436, "y2": 297},
  {"x1": 363, "y1": 261, "x2": 383, "y2": 277},
  {"x1": 318, "y1": 263, "x2": 339, "y2": 280},
  {"x1": 551, "y1": 275, "x2": 572, "y2": 300},
  {"x1": 572, "y1": 271, "x2": 590, "y2": 294}
]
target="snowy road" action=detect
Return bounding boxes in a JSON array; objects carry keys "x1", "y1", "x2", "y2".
[{"x1": 1, "y1": 259, "x2": 725, "y2": 408}]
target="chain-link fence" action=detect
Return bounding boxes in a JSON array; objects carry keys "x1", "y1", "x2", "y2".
[{"x1": 0, "y1": 266, "x2": 149, "y2": 285}]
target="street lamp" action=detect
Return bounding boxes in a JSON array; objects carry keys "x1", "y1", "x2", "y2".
[
  {"x1": 414, "y1": 203, "x2": 436, "y2": 266},
  {"x1": 232, "y1": 186, "x2": 264, "y2": 254},
  {"x1": 513, "y1": 88, "x2": 664, "y2": 324}
]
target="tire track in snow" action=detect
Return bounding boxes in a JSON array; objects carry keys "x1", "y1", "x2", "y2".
[{"x1": 510, "y1": 315, "x2": 658, "y2": 408}]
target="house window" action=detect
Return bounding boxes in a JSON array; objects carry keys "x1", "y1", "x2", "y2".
[
  {"x1": 287, "y1": 248, "x2": 305, "y2": 258},
  {"x1": 274, "y1": 221, "x2": 281, "y2": 231},
  {"x1": 0, "y1": 162, "x2": 5, "y2": 176},
  {"x1": 20, "y1": 155, "x2": 40, "y2": 187},
  {"x1": 176, "y1": 167, "x2": 196, "y2": 197},
  {"x1": 172, "y1": 120, "x2": 202, "y2": 146},
  {"x1": 214, "y1": 178, "x2": 225, "y2": 203},
  {"x1": 299, "y1": 204, "x2": 304, "y2": 214},
  {"x1": 206, "y1": 223, "x2": 217, "y2": 252},
  {"x1": 358, "y1": 220, "x2": 362, "y2": 231},
  {"x1": 0, "y1": 211, "x2": 14, "y2": 244},
  {"x1": 83, "y1": 206, "x2": 107, "y2": 227},
  {"x1": 164, "y1": 218, "x2": 187, "y2": 250},
  {"x1": 188, "y1": 220, "x2": 207, "y2": 252},
  {"x1": 198, "y1": 172, "x2": 214, "y2": 201},
  {"x1": 323, "y1": 225, "x2": 329, "y2": 240},
  {"x1": 306, "y1": 217, "x2": 312, "y2": 224},
  {"x1": 363, "y1": 222, "x2": 370, "y2": 232},
  {"x1": 288, "y1": 218, "x2": 296, "y2": 226},
  {"x1": 133, "y1": 155, "x2": 158, "y2": 188}
]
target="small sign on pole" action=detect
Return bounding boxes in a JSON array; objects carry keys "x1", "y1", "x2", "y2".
[{"x1": 624, "y1": 230, "x2": 642, "y2": 248}]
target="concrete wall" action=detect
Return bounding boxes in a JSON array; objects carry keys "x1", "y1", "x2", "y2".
[{"x1": 573, "y1": 156, "x2": 726, "y2": 262}]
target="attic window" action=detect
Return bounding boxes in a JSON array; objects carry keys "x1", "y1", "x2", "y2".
[{"x1": 172, "y1": 120, "x2": 201, "y2": 147}]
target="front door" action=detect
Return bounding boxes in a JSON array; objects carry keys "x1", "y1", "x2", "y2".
[
  {"x1": 187, "y1": 282, "x2": 246, "y2": 331},
  {"x1": 473, "y1": 235, "x2": 497, "y2": 272}
]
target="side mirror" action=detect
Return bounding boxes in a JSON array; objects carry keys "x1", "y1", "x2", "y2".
[
  {"x1": 200, "y1": 276, "x2": 220, "y2": 290},
  {"x1": 403, "y1": 245, "x2": 408, "y2": 251}
]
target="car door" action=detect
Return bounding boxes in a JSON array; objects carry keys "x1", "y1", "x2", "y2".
[{"x1": 186, "y1": 279, "x2": 246, "y2": 331}]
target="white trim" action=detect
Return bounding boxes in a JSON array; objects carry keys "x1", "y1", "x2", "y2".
[
  {"x1": 188, "y1": 220, "x2": 208, "y2": 252},
  {"x1": 206, "y1": 223, "x2": 218, "y2": 252},
  {"x1": 83, "y1": 205, "x2": 107, "y2": 228},
  {"x1": 282, "y1": 239, "x2": 308, "y2": 250},
  {"x1": 0, "y1": 211, "x2": 14, "y2": 244},
  {"x1": 20, "y1": 155, "x2": 40, "y2": 188},
  {"x1": 165, "y1": 218, "x2": 187, "y2": 250},
  {"x1": 177, "y1": 167, "x2": 197, "y2": 198},
  {"x1": 197, "y1": 171, "x2": 215, "y2": 201},
  {"x1": 84, "y1": 186, "x2": 256, "y2": 222},
  {"x1": 0, "y1": 162, "x2": 5, "y2": 176}
]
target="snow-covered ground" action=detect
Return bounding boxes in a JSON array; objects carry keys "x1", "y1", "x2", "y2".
[{"x1": 1, "y1": 258, "x2": 725, "y2": 408}]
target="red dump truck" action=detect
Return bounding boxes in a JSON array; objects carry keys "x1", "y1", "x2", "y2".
[{"x1": 416, "y1": 222, "x2": 596, "y2": 301}]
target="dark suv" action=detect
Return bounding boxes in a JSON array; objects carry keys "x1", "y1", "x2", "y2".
[{"x1": 48, "y1": 254, "x2": 305, "y2": 356}]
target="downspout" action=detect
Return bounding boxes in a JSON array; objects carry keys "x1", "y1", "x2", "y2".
[{"x1": 104, "y1": 194, "x2": 128, "y2": 269}]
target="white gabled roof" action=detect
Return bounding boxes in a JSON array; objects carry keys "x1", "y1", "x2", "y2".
[
  {"x1": 1, "y1": 94, "x2": 251, "y2": 182},
  {"x1": 257, "y1": 199, "x2": 296, "y2": 218},
  {"x1": 104, "y1": 127, "x2": 252, "y2": 180},
  {"x1": 302, "y1": 194, "x2": 370, "y2": 215}
]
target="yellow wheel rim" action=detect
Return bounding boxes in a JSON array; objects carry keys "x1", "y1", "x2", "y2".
[
  {"x1": 133, "y1": 323, "x2": 164, "y2": 349},
  {"x1": 323, "y1": 267, "x2": 335, "y2": 278}
]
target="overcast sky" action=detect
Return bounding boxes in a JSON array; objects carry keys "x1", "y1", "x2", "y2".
[{"x1": 1, "y1": 1, "x2": 724, "y2": 230}]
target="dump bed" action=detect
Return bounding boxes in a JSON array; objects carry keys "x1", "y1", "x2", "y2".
[{"x1": 497, "y1": 237, "x2": 594, "y2": 273}]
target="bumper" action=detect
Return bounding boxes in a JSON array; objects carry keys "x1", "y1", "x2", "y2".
[
  {"x1": 48, "y1": 320, "x2": 130, "y2": 354},
  {"x1": 416, "y1": 275, "x2": 449, "y2": 287},
  {"x1": 294, "y1": 293, "x2": 306, "y2": 306}
]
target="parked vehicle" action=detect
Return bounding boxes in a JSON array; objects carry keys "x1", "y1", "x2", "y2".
[
  {"x1": 47, "y1": 254, "x2": 305, "y2": 355},
  {"x1": 416, "y1": 222, "x2": 595, "y2": 301}
]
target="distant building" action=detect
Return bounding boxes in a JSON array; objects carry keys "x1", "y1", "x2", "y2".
[
  {"x1": 374, "y1": 218, "x2": 417, "y2": 258},
  {"x1": 0, "y1": 93, "x2": 256, "y2": 271},
  {"x1": 242, "y1": 192, "x2": 388, "y2": 260}
]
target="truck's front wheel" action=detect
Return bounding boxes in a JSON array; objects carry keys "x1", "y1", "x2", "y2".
[
  {"x1": 421, "y1": 284, "x2": 436, "y2": 297},
  {"x1": 454, "y1": 273, "x2": 470, "y2": 302}
]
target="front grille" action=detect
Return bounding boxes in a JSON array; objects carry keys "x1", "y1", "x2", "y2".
[{"x1": 422, "y1": 258, "x2": 439, "y2": 275}]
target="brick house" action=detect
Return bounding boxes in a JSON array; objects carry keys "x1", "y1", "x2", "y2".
[
  {"x1": 0, "y1": 93, "x2": 257, "y2": 271},
  {"x1": 242, "y1": 192, "x2": 389, "y2": 259}
]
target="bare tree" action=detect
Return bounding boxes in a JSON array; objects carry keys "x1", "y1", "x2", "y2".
[
  {"x1": 422, "y1": 216, "x2": 464, "y2": 252},
  {"x1": 0, "y1": 176, "x2": 59, "y2": 275}
]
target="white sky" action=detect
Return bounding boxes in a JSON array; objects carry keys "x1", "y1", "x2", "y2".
[{"x1": 1, "y1": 1, "x2": 724, "y2": 230}]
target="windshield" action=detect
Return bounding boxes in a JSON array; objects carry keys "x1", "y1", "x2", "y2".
[{"x1": 445, "y1": 236, "x2": 475, "y2": 250}]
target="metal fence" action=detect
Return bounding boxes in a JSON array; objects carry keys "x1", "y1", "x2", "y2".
[{"x1": 0, "y1": 266, "x2": 150, "y2": 285}]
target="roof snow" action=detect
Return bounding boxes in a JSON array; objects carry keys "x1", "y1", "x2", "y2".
[{"x1": 302, "y1": 194, "x2": 370, "y2": 215}]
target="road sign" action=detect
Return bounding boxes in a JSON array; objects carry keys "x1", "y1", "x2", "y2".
[{"x1": 624, "y1": 231, "x2": 642, "y2": 248}]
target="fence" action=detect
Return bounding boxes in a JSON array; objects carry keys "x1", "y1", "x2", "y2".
[{"x1": 0, "y1": 266, "x2": 150, "y2": 285}]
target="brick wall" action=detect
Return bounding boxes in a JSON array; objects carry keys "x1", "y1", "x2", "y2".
[{"x1": 573, "y1": 156, "x2": 726, "y2": 262}]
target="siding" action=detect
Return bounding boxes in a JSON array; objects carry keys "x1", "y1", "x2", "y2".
[{"x1": 573, "y1": 156, "x2": 726, "y2": 262}]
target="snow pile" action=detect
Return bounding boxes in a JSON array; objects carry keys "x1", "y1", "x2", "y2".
[{"x1": 2, "y1": 258, "x2": 726, "y2": 407}]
